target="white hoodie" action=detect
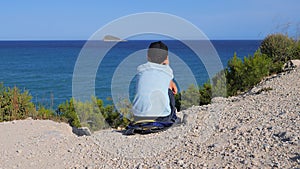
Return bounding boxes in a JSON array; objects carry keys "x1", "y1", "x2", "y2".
[{"x1": 132, "y1": 62, "x2": 173, "y2": 117}]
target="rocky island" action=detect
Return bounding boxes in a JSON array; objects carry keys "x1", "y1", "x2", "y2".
[{"x1": 103, "y1": 35, "x2": 126, "y2": 42}]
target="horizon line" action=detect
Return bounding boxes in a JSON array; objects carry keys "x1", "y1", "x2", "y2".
[{"x1": 0, "y1": 39, "x2": 263, "y2": 41}]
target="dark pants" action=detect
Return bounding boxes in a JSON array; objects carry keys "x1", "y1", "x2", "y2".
[
  {"x1": 133, "y1": 89, "x2": 178, "y2": 122},
  {"x1": 155, "y1": 89, "x2": 178, "y2": 122}
]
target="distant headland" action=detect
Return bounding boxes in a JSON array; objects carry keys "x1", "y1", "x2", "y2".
[{"x1": 103, "y1": 35, "x2": 126, "y2": 42}]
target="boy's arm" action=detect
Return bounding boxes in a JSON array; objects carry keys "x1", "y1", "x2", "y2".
[{"x1": 169, "y1": 80, "x2": 178, "y2": 94}]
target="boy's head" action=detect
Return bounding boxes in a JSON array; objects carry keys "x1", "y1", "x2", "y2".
[{"x1": 147, "y1": 41, "x2": 168, "y2": 64}]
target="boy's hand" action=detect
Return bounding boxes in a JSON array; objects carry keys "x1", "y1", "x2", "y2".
[{"x1": 169, "y1": 80, "x2": 178, "y2": 94}]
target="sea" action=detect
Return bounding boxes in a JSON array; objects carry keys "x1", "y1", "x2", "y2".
[{"x1": 0, "y1": 40, "x2": 261, "y2": 108}]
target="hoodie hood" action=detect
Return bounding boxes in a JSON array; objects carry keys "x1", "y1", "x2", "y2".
[{"x1": 137, "y1": 62, "x2": 173, "y2": 78}]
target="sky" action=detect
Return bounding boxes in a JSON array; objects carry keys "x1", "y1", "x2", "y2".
[{"x1": 0, "y1": 0, "x2": 299, "y2": 40}]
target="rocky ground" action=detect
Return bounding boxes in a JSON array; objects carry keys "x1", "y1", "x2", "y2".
[{"x1": 0, "y1": 68, "x2": 299, "y2": 169}]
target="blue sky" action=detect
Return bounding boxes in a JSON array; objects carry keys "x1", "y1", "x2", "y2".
[{"x1": 1, "y1": 0, "x2": 299, "y2": 40}]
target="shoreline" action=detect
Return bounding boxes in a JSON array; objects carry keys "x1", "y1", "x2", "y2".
[{"x1": 0, "y1": 68, "x2": 299, "y2": 168}]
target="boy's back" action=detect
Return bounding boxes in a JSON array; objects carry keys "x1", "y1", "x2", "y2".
[
  {"x1": 132, "y1": 61, "x2": 173, "y2": 118},
  {"x1": 132, "y1": 41, "x2": 178, "y2": 123}
]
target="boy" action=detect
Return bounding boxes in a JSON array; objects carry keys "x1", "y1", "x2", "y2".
[{"x1": 132, "y1": 41, "x2": 179, "y2": 123}]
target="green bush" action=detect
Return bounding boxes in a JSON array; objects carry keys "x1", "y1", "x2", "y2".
[
  {"x1": 199, "y1": 82, "x2": 212, "y2": 105},
  {"x1": 226, "y1": 51, "x2": 272, "y2": 96},
  {"x1": 175, "y1": 82, "x2": 212, "y2": 110},
  {"x1": 260, "y1": 33, "x2": 295, "y2": 63},
  {"x1": 226, "y1": 53, "x2": 244, "y2": 96},
  {"x1": 174, "y1": 93, "x2": 181, "y2": 111},
  {"x1": 56, "y1": 97, "x2": 131, "y2": 131},
  {"x1": 294, "y1": 40, "x2": 300, "y2": 59},
  {"x1": 113, "y1": 99, "x2": 132, "y2": 127},
  {"x1": 0, "y1": 83, "x2": 130, "y2": 130},
  {"x1": 93, "y1": 97, "x2": 131, "y2": 129},
  {"x1": 176, "y1": 71, "x2": 225, "y2": 108},
  {"x1": 176, "y1": 34, "x2": 298, "y2": 107},
  {"x1": 57, "y1": 98, "x2": 82, "y2": 128},
  {"x1": 36, "y1": 105, "x2": 55, "y2": 120},
  {"x1": 241, "y1": 51, "x2": 271, "y2": 89},
  {"x1": 0, "y1": 83, "x2": 36, "y2": 121},
  {"x1": 211, "y1": 70, "x2": 227, "y2": 98},
  {"x1": 180, "y1": 84, "x2": 200, "y2": 110}
]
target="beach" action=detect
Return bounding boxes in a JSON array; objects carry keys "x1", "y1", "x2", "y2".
[{"x1": 0, "y1": 67, "x2": 299, "y2": 168}]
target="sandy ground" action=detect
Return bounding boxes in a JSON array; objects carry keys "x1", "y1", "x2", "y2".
[{"x1": 0, "y1": 68, "x2": 299, "y2": 169}]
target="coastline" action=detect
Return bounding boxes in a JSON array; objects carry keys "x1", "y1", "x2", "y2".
[
  {"x1": 0, "y1": 67, "x2": 299, "y2": 168},
  {"x1": 0, "y1": 40, "x2": 261, "y2": 108}
]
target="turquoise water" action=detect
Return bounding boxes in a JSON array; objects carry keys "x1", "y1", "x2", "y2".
[{"x1": 0, "y1": 40, "x2": 261, "y2": 108}]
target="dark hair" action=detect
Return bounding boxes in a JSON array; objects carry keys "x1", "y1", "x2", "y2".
[{"x1": 147, "y1": 41, "x2": 168, "y2": 64}]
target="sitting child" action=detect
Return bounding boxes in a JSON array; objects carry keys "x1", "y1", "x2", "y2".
[{"x1": 132, "y1": 41, "x2": 180, "y2": 124}]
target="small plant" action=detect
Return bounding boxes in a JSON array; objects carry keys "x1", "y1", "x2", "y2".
[
  {"x1": 211, "y1": 70, "x2": 227, "y2": 98},
  {"x1": 174, "y1": 93, "x2": 181, "y2": 111},
  {"x1": 0, "y1": 83, "x2": 36, "y2": 122},
  {"x1": 36, "y1": 105, "x2": 55, "y2": 120},
  {"x1": 180, "y1": 84, "x2": 200, "y2": 110},
  {"x1": 57, "y1": 98, "x2": 82, "y2": 128},
  {"x1": 114, "y1": 98, "x2": 133, "y2": 128},
  {"x1": 199, "y1": 82, "x2": 212, "y2": 105}
]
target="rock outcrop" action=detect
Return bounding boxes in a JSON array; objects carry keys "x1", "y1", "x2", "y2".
[{"x1": 103, "y1": 35, "x2": 125, "y2": 42}]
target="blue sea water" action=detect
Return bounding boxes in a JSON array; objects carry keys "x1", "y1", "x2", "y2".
[{"x1": 0, "y1": 40, "x2": 261, "y2": 108}]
